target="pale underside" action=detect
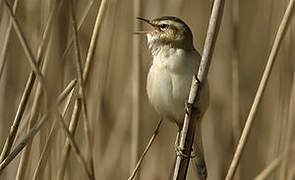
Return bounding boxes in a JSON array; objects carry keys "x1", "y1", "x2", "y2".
[{"x1": 146, "y1": 46, "x2": 209, "y2": 127}]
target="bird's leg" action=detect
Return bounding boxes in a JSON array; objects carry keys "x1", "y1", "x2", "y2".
[
  {"x1": 174, "y1": 100, "x2": 200, "y2": 159},
  {"x1": 174, "y1": 127, "x2": 181, "y2": 150},
  {"x1": 174, "y1": 125, "x2": 197, "y2": 159},
  {"x1": 193, "y1": 117, "x2": 207, "y2": 180},
  {"x1": 174, "y1": 128, "x2": 188, "y2": 159},
  {"x1": 184, "y1": 99, "x2": 194, "y2": 116}
]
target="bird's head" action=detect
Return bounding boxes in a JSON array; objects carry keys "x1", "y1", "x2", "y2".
[{"x1": 135, "y1": 16, "x2": 194, "y2": 51}]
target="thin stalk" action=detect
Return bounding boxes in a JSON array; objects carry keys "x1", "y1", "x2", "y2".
[
  {"x1": 0, "y1": 115, "x2": 48, "y2": 173},
  {"x1": 91, "y1": 0, "x2": 120, "y2": 177},
  {"x1": 56, "y1": 99, "x2": 81, "y2": 180},
  {"x1": 54, "y1": 101, "x2": 92, "y2": 180},
  {"x1": 0, "y1": 0, "x2": 63, "y2": 164},
  {"x1": 173, "y1": 0, "x2": 225, "y2": 179},
  {"x1": 231, "y1": 0, "x2": 240, "y2": 145},
  {"x1": 3, "y1": 0, "x2": 44, "y2": 83},
  {"x1": 254, "y1": 144, "x2": 295, "y2": 180},
  {"x1": 231, "y1": 0, "x2": 241, "y2": 179},
  {"x1": 15, "y1": 74, "x2": 44, "y2": 180},
  {"x1": 70, "y1": 1, "x2": 94, "y2": 179},
  {"x1": 255, "y1": 158, "x2": 281, "y2": 180},
  {"x1": 0, "y1": 0, "x2": 20, "y2": 79},
  {"x1": 0, "y1": 79, "x2": 77, "y2": 173},
  {"x1": 57, "y1": 0, "x2": 109, "y2": 178},
  {"x1": 61, "y1": 0, "x2": 94, "y2": 60},
  {"x1": 225, "y1": 1, "x2": 295, "y2": 179},
  {"x1": 128, "y1": 119, "x2": 163, "y2": 180},
  {"x1": 32, "y1": 87, "x2": 75, "y2": 180},
  {"x1": 82, "y1": 0, "x2": 108, "y2": 82},
  {"x1": 130, "y1": 0, "x2": 141, "y2": 176},
  {"x1": 279, "y1": 61, "x2": 295, "y2": 179}
]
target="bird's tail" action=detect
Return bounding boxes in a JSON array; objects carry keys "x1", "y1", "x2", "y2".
[{"x1": 193, "y1": 119, "x2": 207, "y2": 180}]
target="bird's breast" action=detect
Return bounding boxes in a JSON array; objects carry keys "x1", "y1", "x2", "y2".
[{"x1": 146, "y1": 50, "x2": 200, "y2": 125}]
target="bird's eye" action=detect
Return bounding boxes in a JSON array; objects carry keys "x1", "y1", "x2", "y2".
[{"x1": 159, "y1": 24, "x2": 168, "y2": 30}]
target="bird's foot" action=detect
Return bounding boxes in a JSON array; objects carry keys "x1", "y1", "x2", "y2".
[
  {"x1": 184, "y1": 100, "x2": 194, "y2": 116},
  {"x1": 174, "y1": 145, "x2": 197, "y2": 159},
  {"x1": 194, "y1": 75, "x2": 201, "y2": 84},
  {"x1": 185, "y1": 99, "x2": 202, "y2": 119}
]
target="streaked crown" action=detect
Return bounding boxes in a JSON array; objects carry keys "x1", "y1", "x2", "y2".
[{"x1": 137, "y1": 16, "x2": 194, "y2": 50}]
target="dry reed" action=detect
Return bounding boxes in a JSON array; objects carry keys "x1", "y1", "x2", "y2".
[
  {"x1": 0, "y1": 0, "x2": 294, "y2": 180},
  {"x1": 173, "y1": 0, "x2": 225, "y2": 179},
  {"x1": 226, "y1": 0, "x2": 295, "y2": 179}
]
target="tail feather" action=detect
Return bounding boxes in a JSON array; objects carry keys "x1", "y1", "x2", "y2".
[
  {"x1": 194, "y1": 155, "x2": 207, "y2": 180},
  {"x1": 193, "y1": 119, "x2": 207, "y2": 180}
]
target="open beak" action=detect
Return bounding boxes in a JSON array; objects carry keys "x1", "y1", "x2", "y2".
[
  {"x1": 136, "y1": 17, "x2": 153, "y2": 25},
  {"x1": 133, "y1": 17, "x2": 157, "y2": 35}
]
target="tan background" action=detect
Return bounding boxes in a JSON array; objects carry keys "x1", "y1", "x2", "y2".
[{"x1": 0, "y1": 0, "x2": 294, "y2": 179}]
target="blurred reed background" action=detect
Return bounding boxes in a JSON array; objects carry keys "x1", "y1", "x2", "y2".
[{"x1": 0, "y1": 0, "x2": 294, "y2": 179}]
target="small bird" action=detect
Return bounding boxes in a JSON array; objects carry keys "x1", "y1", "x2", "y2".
[{"x1": 135, "y1": 16, "x2": 209, "y2": 179}]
